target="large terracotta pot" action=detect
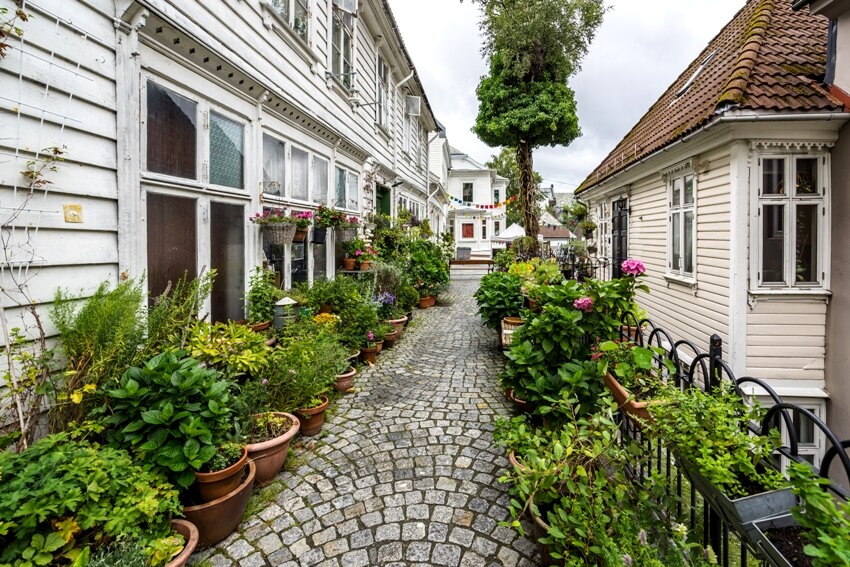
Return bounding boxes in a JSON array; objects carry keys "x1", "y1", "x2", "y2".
[
  {"x1": 342, "y1": 257, "x2": 356, "y2": 270},
  {"x1": 194, "y1": 447, "x2": 248, "y2": 503},
  {"x1": 382, "y1": 328, "x2": 401, "y2": 349},
  {"x1": 334, "y1": 367, "x2": 357, "y2": 393},
  {"x1": 361, "y1": 346, "x2": 378, "y2": 364},
  {"x1": 184, "y1": 461, "x2": 256, "y2": 549},
  {"x1": 246, "y1": 412, "x2": 300, "y2": 487},
  {"x1": 166, "y1": 519, "x2": 199, "y2": 567},
  {"x1": 528, "y1": 495, "x2": 557, "y2": 564},
  {"x1": 386, "y1": 316, "x2": 408, "y2": 335},
  {"x1": 602, "y1": 372, "x2": 652, "y2": 423},
  {"x1": 295, "y1": 395, "x2": 330, "y2": 437},
  {"x1": 418, "y1": 295, "x2": 436, "y2": 309}
]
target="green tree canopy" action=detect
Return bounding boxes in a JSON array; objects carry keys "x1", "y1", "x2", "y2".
[
  {"x1": 468, "y1": 0, "x2": 605, "y2": 241},
  {"x1": 486, "y1": 147, "x2": 542, "y2": 228}
]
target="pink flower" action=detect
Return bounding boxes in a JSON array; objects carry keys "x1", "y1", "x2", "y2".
[
  {"x1": 367, "y1": 331, "x2": 374, "y2": 341},
  {"x1": 573, "y1": 297, "x2": 593, "y2": 313},
  {"x1": 262, "y1": 379, "x2": 268, "y2": 385},
  {"x1": 621, "y1": 258, "x2": 646, "y2": 276},
  {"x1": 355, "y1": 249, "x2": 363, "y2": 256}
]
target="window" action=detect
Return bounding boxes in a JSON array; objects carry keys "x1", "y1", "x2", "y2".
[
  {"x1": 262, "y1": 134, "x2": 284, "y2": 196},
  {"x1": 209, "y1": 112, "x2": 245, "y2": 189},
  {"x1": 481, "y1": 219, "x2": 487, "y2": 240},
  {"x1": 270, "y1": 0, "x2": 309, "y2": 43},
  {"x1": 668, "y1": 172, "x2": 695, "y2": 278},
  {"x1": 597, "y1": 201, "x2": 610, "y2": 259},
  {"x1": 494, "y1": 189, "x2": 500, "y2": 204},
  {"x1": 403, "y1": 112, "x2": 411, "y2": 154},
  {"x1": 494, "y1": 221, "x2": 500, "y2": 235},
  {"x1": 312, "y1": 156, "x2": 328, "y2": 204},
  {"x1": 335, "y1": 166, "x2": 359, "y2": 211},
  {"x1": 462, "y1": 182, "x2": 473, "y2": 203},
  {"x1": 461, "y1": 222, "x2": 474, "y2": 239},
  {"x1": 331, "y1": 6, "x2": 354, "y2": 89},
  {"x1": 291, "y1": 147, "x2": 309, "y2": 201},
  {"x1": 146, "y1": 82, "x2": 197, "y2": 179},
  {"x1": 376, "y1": 56, "x2": 389, "y2": 129},
  {"x1": 757, "y1": 154, "x2": 827, "y2": 288}
]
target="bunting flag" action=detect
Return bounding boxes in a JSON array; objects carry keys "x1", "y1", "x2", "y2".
[{"x1": 448, "y1": 194, "x2": 518, "y2": 208}]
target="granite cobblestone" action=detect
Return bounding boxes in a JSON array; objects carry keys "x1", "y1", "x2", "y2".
[{"x1": 193, "y1": 274, "x2": 539, "y2": 565}]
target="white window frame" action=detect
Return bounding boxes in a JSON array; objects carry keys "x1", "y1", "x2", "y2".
[
  {"x1": 261, "y1": 132, "x2": 286, "y2": 196},
  {"x1": 331, "y1": 5, "x2": 355, "y2": 90},
  {"x1": 462, "y1": 182, "x2": 473, "y2": 203},
  {"x1": 667, "y1": 171, "x2": 697, "y2": 281},
  {"x1": 752, "y1": 152, "x2": 829, "y2": 291},
  {"x1": 334, "y1": 165, "x2": 359, "y2": 212},
  {"x1": 268, "y1": 0, "x2": 310, "y2": 44},
  {"x1": 597, "y1": 201, "x2": 610, "y2": 259},
  {"x1": 376, "y1": 55, "x2": 390, "y2": 130}
]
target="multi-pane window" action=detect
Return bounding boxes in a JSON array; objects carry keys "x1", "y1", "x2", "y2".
[
  {"x1": 331, "y1": 7, "x2": 354, "y2": 89},
  {"x1": 494, "y1": 221, "x2": 500, "y2": 235},
  {"x1": 209, "y1": 112, "x2": 244, "y2": 189},
  {"x1": 597, "y1": 201, "x2": 610, "y2": 259},
  {"x1": 146, "y1": 81, "x2": 197, "y2": 179},
  {"x1": 376, "y1": 56, "x2": 389, "y2": 129},
  {"x1": 291, "y1": 147, "x2": 309, "y2": 201},
  {"x1": 481, "y1": 219, "x2": 487, "y2": 240},
  {"x1": 668, "y1": 173, "x2": 695, "y2": 278},
  {"x1": 757, "y1": 155, "x2": 826, "y2": 288},
  {"x1": 461, "y1": 223, "x2": 474, "y2": 239},
  {"x1": 462, "y1": 182, "x2": 473, "y2": 203},
  {"x1": 262, "y1": 134, "x2": 285, "y2": 196},
  {"x1": 270, "y1": 0, "x2": 309, "y2": 43},
  {"x1": 335, "y1": 166, "x2": 359, "y2": 211},
  {"x1": 312, "y1": 156, "x2": 328, "y2": 204}
]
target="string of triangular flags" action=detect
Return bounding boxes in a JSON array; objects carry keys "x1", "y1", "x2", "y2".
[{"x1": 448, "y1": 194, "x2": 518, "y2": 209}]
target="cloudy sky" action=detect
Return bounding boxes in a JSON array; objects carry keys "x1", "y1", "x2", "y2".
[{"x1": 387, "y1": 0, "x2": 745, "y2": 193}]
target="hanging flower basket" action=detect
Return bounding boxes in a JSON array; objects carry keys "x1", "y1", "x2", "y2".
[
  {"x1": 336, "y1": 226, "x2": 357, "y2": 242},
  {"x1": 312, "y1": 227, "x2": 328, "y2": 244},
  {"x1": 263, "y1": 223, "x2": 296, "y2": 246}
]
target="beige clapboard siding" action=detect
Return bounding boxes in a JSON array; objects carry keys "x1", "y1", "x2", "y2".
[{"x1": 747, "y1": 297, "x2": 826, "y2": 382}]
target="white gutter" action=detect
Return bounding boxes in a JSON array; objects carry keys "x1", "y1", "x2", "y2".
[
  {"x1": 583, "y1": 112, "x2": 850, "y2": 192},
  {"x1": 397, "y1": 71, "x2": 415, "y2": 89}
]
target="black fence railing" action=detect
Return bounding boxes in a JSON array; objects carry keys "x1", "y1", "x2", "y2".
[{"x1": 615, "y1": 316, "x2": 850, "y2": 567}]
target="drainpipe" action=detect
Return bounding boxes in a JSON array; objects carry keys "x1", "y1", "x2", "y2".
[{"x1": 397, "y1": 70, "x2": 415, "y2": 88}]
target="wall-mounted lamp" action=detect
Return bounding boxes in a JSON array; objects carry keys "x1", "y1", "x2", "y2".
[{"x1": 391, "y1": 178, "x2": 404, "y2": 188}]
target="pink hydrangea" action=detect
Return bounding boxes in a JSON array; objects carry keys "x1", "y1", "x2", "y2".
[
  {"x1": 367, "y1": 331, "x2": 374, "y2": 341},
  {"x1": 573, "y1": 297, "x2": 593, "y2": 313},
  {"x1": 621, "y1": 258, "x2": 646, "y2": 277}
]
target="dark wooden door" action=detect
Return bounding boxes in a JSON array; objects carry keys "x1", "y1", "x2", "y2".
[
  {"x1": 612, "y1": 202, "x2": 628, "y2": 278},
  {"x1": 147, "y1": 193, "x2": 197, "y2": 299}
]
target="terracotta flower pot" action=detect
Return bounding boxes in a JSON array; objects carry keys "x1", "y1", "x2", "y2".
[
  {"x1": 183, "y1": 460, "x2": 256, "y2": 549},
  {"x1": 361, "y1": 345, "x2": 378, "y2": 364},
  {"x1": 418, "y1": 295, "x2": 435, "y2": 309},
  {"x1": 382, "y1": 328, "x2": 400, "y2": 349},
  {"x1": 334, "y1": 367, "x2": 357, "y2": 393},
  {"x1": 528, "y1": 495, "x2": 558, "y2": 564},
  {"x1": 293, "y1": 228, "x2": 308, "y2": 242},
  {"x1": 374, "y1": 339, "x2": 384, "y2": 353},
  {"x1": 359, "y1": 260, "x2": 372, "y2": 271},
  {"x1": 318, "y1": 304, "x2": 333, "y2": 314},
  {"x1": 295, "y1": 395, "x2": 330, "y2": 437},
  {"x1": 342, "y1": 257, "x2": 356, "y2": 270},
  {"x1": 246, "y1": 412, "x2": 300, "y2": 487},
  {"x1": 166, "y1": 519, "x2": 199, "y2": 567},
  {"x1": 602, "y1": 372, "x2": 653, "y2": 423},
  {"x1": 507, "y1": 388, "x2": 534, "y2": 414},
  {"x1": 194, "y1": 447, "x2": 248, "y2": 503},
  {"x1": 386, "y1": 316, "x2": 408, "y2": 333},
  {"x1": 249, "y1": 321, "x2": 271, "y2": 332}
]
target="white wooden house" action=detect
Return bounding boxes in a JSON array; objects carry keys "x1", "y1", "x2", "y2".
[
  {"x1": 0, "y1": 0, "x2": 438, "y2": 328},
  {"x1": 447, "y1": 147, "x2": 508, "y2": 258},
  {"x1": 576, "y1": 0, "x2": 850, "y2": 462}
]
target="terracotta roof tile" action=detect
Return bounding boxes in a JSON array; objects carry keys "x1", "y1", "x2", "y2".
[
  {"x1": 539, "y1": 226, "x2": 574, "y2": 239},
  {"x1": 578, "y1": 0, "x2": 844, "y2": 193}
]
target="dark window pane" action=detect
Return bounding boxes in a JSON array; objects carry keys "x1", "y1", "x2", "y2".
[
  {"x1": 313, "y1": 157, "x2": 328, "y2": 204},
  {"x1": 313, "y1": 242, "x2": 327, "y2": 280},
  {"x1": 335, "y1": 167, "x2": 346, "y2": 208},
  {"x1": 262, "y1": 134, "x2": 284, "y2": 195},
  {"x1": 210, "y1": 112, "x2": 244, "y2": 189},
  {"x1": 796, "y1": 204, "x2": 818, "y2": 283},
  {"x1": 671, "y1": 212, "x2": 681, "y2": 271},
  {"x1": 147, "y1": 193, "x2": 197, "y2": 298},
  {"x1": 684, "y1": 174, "x2": 694, "y2": 205},
  {"x1": 210, "y1": 202, "x2": 245, "y2": 323},
  {"x1": 684, "y1": 211, "x2": 694, "y2": 274},
  {"x1": 146, "y1": 81, "x2": 197, "y2": 179},
  {"x1": 672, "y1": 177, "x2": 682, "y2": 206},
  {"x1": 462, "y1": 183, "x2": 473, "y2": 203},
  {"x1": 291, "y1": 241, "x2": 307, "y2": 284},
  {"x1": 796, "y1": 158, "x2": 818, "y2": 195},
  {"x1": 462, "y1": 223, "x2": 474, "y2": 238},
  {"x1": 762, "y1": 204, "x2": 785, "y2": 283},
  {"x1": 763, "y1": 158, "x2": 785, "y2": 195}
]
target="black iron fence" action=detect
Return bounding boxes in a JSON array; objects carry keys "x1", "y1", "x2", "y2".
[{"x1": 616, "y1": 315, "x2": 850, "y2": 567}]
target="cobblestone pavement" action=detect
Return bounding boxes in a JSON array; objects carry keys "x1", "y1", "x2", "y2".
[{"x1": 193, "y1": 272, "x2": 540, "y2": 567}]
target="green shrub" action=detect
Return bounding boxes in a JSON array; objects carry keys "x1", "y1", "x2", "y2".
[
  {"x1": 789, "y1": 462, "x2": 850, "y2": 566},
  {"x1": 245, "y1": 267, "x2": 277, "y2": 324},
  {"x1": 185, "y1": 321, "x2": 271, "y2": 379},
  {"x1": 0, "y1": 429, "x2": 180, "y2": 566},
  {"x1": 97, "y1": 351, "x2": 236, "y2": 488},
  {"x1": 406, "y1": 239, "x2": 449, "y2": 297},
  {"x1": 473, "y1": 272, "x2": 524, "y2": 329}
]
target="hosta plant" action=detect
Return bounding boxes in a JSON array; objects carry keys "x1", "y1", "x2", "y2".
[{"x1": 97, "y1": 350, "x2": 236, "y2": 488}]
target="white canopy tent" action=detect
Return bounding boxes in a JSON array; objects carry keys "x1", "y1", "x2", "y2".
[{"x1": 490, "y1": 223, "x2": 526, "y2": 243}]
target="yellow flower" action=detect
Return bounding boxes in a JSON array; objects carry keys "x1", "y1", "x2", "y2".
[{"x1": 70, "y1": 390, "x2": 84, "y2": 404}]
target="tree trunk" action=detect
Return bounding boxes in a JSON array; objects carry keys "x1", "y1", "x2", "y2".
[{"x1": 516, "y1": 141, "x2": 539, "y2": 242}]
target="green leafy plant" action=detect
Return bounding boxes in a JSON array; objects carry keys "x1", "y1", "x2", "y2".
[
  {"x1": 185, "y1": 321, "x2": 271, "y2": 379},
  {"x1": 245, "y1": 267, "x2": 278, "y2": 324},
  {"x1": 394, "y1": 281, "x2": 420, "y2": 313},
  {"x1": 336, "y1": 301, "x2": 379, "y2": 350},
  {"x1": 97, "y1": 351, "x2": 236, "y2": 488},
  {"x1": 406, "y1": 239, "x2": 449, "y2": 297},
  {"x1": 493, "y1": 247, "x2": 516, "y2": 272},
  {"x1": 594, "y1": 339, "x2": 674, "y2": 397},
  {"x1": 303, "y1": 276, "x2": 364, "y2": 314},
  {"x1": 342, "y1": 237, "x2": 367, "y2": 258},
  {"x1": 646, "y1": 380, "x2": 785, "y2": 498},
  {"x1": 201, "y1": 442, "x2": 244, "y2": 473},
  {"x1": 474, "y1": 272, "x2": 525, "y2": 330},
  {"x1": 789, "y1": 462, "x2": 850, "y2": 566},
  {"x1": 0, "y1": 428, "x2": 181, "y2": 566}
]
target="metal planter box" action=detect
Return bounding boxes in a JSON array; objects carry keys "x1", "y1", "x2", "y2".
[
  {"x1": 678, "y1": 456, "x2": 796, "y2": 532},
  {"x1": 745, "y1": 514, "x2": 799, "y2": 567}
]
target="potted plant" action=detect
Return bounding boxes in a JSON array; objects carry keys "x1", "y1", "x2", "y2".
[
  {"x1": 578, "y1": 218, "x2": 597, "y2": 238},
  {"x1": 250, "y1": 208, "x2": 296, "y2": 246},
  {"x1": 314, "y1": 203, "x2": 346, "y2": 243},
  {"x1": 595, "y1": 339, "x2": 673, "y2": 422},
  {"x1": 334, "y1": 366, "x2": 357, "y2": 392},
  {"x1": 395, "y1": 281, "x2": 420, "y2": 323},
  {"x1": 361, "y1": 329, "x2": 381, "y2": 364},
  {"x1": 244, "y1": 412, "x2": 301, "y2": 487},
  {"x1": 336, "y1": 215, "x2": 360, "y2": 242},
  {"x1": 473, "y1": 271, "x2": 525, "y2": 331},
  {"x1": 245, "y1": 266, "x2": 278, "y2": 330},
  {"x1": 291, "y1": 210, "x2": 313, "y2": 242},
  {"x1": 182, "y1": 461, "x2": 256, "y2": 549},
  {"x1": 185, "y1": 320, "x2": 272, "y2": 380},
  {"x1": 193, "y1": 442, "x2": 248, "y2": 502},
  {"x1": 406, "y1": 239, "x2": 449, "y2": 306},
  {"x1": 342, "y1": 237, "x2": 366, "y2": 271},
  {"x1": 356, "y1": 246, "x2": 378, "y2": 271},
  {"x1": 646, "y1": 380, "x2": 795, "y2": 533}
]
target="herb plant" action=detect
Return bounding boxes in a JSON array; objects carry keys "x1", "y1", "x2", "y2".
[
  {"x1": 97, "y1": 351, "x2": 236, "y2": 489},
  {"x1": 789, "y1": 462, "x2": 850, "y2": 566},
  {"x1": 245, "y1": 267, "x2": 278, "y2": 324},
  {"x1": 186, "y1": 321, "x2": 271, "y2": 379}
]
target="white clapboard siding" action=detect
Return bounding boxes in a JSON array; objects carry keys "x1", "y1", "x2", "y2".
[{"x1": 1, "y1": 264, "x2": 117, "y2": 307}]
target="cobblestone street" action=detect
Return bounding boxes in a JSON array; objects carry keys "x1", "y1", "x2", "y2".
[{"x1": 193, "y1": 272, "x2": 540, "y2": 566}]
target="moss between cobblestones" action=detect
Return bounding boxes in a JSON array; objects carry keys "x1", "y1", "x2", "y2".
[{"x1": 245, "y1": 479, "x2": 287, "y2": 518}]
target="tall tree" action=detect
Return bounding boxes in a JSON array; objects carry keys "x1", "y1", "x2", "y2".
[
  {"x1": 469, "y1": 0, "x2": 605, "y2": 240},
  {"x1": 486, "y1": 147, "x2": 541, "y2": 228}
]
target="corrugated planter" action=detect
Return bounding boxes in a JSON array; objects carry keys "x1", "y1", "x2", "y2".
[
  {"x1": 166, "y1": 519, "x2": 199, "y2": 567},
  {"x1": 677, "y1": 455, "x2": 796, "y2": 534},
  {"x1": 184, "y1": 460, "x2": 256, "y2": 549},
  {"x1": 246, "y1": 412, "x2": 300, "y2": 487},
  {"x1": 295, "y1": 394, "x2": 330, "y2": 436},
  {"x1": 194, "y1": 447, "x2": 248, "y2": 503}
]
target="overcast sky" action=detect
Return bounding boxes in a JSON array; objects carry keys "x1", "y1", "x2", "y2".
[{"x1": 387, "y1": 0, "x2": 745, "y2": 193}]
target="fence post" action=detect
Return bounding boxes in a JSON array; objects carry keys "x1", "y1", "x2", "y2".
[{"x1": 706, "y1": 334, "x2": 723, "y2": 557}]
